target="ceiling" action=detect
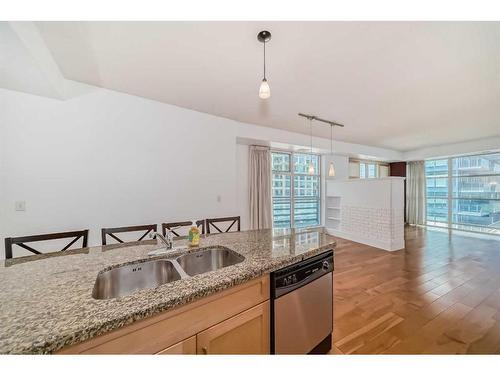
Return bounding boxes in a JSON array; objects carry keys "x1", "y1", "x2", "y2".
[
  {"x1": 34, "y1": 21, "x2": 500, "y2": 151},
  {"x1": 0, "y1": 22, "x2": 63, "y2": 99}
]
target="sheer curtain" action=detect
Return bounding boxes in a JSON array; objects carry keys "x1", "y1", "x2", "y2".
[
  {"x1": 249, "y1": 145, "x2": 272, "y2": 230},
  {"x1": 406, "y1": 161, "x2": 426, "y2": 225}
]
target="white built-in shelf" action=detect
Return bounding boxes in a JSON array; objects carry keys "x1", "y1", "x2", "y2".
[
  {"x1": 326, "y1": 196, "x2": 341, "y2": 227},
  {"x1": 327, "y1": 222, "x2": 341, "y2": 231},
  {"x1": 327, "y1": 197, "x2": 341, "y2": 204}
]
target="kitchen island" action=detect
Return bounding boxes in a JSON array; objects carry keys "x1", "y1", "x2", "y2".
[{"x1": 0, "y1": 227, "x2": 335, "y2": 354}]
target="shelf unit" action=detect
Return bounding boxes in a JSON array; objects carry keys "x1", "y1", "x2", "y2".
[{"x1": 325, "y1": 196, "x2": 341, "y2": 230}]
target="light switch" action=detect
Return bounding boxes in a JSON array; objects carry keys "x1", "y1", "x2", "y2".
[
  {"x1": 217, "y1": 195, "x2": 221, "y2": 203},
  {"x1": 15, "y1": 201, "x2": 26, "y2": 211}
]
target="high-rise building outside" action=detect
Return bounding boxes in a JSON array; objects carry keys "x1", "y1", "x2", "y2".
[{"x1": 425, "y1": 153, "x2": 500, "y2": 234}]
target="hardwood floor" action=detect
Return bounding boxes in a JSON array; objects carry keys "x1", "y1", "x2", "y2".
[{"x1": 330, "y1": 225, "x2": 500, "y2": 354}]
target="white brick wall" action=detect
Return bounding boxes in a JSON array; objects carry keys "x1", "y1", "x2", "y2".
[{"x1": 340, "y1": 205, "x2": 404, "y2": 250}]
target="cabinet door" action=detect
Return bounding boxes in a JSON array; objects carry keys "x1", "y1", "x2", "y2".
[
  {"x1": 156, "y1": 336, "x2": 196, "y2": 354},
  {"x1": 197, "y1": 301, "x2": 269, "y2": 354}
]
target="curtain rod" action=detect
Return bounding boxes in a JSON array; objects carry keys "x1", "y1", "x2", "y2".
[{"x1": 298, "y1": 113, "x2": 345, "y2": 127}]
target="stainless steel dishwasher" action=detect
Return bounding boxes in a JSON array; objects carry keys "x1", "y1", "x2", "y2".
[{"x1": 271, "y1": 251, "x2": 334, "y2": 354}]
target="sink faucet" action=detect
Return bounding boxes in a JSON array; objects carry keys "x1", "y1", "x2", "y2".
[{"x1": 148, "y1": 227, "x2": 181, "y2": 255}]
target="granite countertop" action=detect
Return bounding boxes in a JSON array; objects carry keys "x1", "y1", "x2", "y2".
[{"x1": 0, "y1": 227, "x2": 335, "y2": 354}]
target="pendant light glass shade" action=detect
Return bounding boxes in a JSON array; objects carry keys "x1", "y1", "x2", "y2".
[
  {"x1": 328, "y1": 162, "x2": 335, "y2": 177},
  {"x1": 259, "y1": 79, "x2": 270, "y2": 99}
]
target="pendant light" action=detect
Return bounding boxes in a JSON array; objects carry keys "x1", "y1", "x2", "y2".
[
  {"x1": 257, "y1": 31, "x2": 271, "y2": 99},
  {"x1": 308, "y1": 117, "x2": 315, "y2": 175},
  {"x1": 328, "y1": 124, "x2": 336, "y2": 177}
]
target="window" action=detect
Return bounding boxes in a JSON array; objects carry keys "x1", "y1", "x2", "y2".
[
  {"x1": 353, "y1": 160, "x2": 386, "y2": 179},
  {"x1": 359, "y1": 163, "x2": 366, "y2": 178},
  {"x1": 271, "y1": 151, "x2": 321, "y2": 229},
  {"x1": 367, "y1": 164, "x2": 377, "y2": 178},
  {"x1": 425, "y1": 152, "x2": 500, "y2": 235}
]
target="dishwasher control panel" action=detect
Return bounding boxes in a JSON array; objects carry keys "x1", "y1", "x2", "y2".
[{"x1": 272, "y1": 251, "x2": 333, "y2": 298}]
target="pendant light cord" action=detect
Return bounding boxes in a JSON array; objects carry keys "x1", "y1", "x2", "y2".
[
  {"x1": 330, "y1": 124, "x2": 333, "y2": 155},
  {"x1": 310, "y1": 118, "x2": 313, "y2": 154},
  {"x1": 263, "y1": 41, "x2": 266, "y2": 80}
]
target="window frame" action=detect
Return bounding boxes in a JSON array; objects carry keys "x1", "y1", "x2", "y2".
[
  {"x1": 424, "y1": 152, "x2": 500, "y2": 235},
  {"x1": 271, "y1": 150, "x2": 322, "y2": 229}
]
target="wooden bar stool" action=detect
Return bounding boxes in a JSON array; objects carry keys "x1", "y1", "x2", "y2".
[
  {"x1": 206, "y1": 216, "x2": 240, "y2": 234},
  {"x1": 162, "y1": 220, "x2": 205, "y2": 237},
  {"x1": 101, "y1": 224, "x2": 157, "y2": 245},
  {"x1": 4, "y1": 229, "x2": 89, "y2": 259}
]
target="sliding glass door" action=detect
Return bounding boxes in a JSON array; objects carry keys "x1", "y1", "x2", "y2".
[{"x1": 425, "y1": 152, "x2": 500, "y2": 234}]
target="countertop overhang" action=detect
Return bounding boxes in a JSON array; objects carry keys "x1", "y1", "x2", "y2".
[{"x1": 0, "y1": 227, "x2": 335, "y2": 354}]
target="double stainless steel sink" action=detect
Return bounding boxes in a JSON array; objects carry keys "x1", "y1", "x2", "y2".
[{"x1": 92, "y1": 247, "x2": 244, "y2": 300}]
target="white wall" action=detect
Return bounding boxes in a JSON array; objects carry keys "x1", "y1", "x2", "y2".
[
  {"x1": 236, "y1": 144, "x2": 250, "y2": 231},
  {"x1": 0, "y1": 85, "x2": 241, "y2": 258}
]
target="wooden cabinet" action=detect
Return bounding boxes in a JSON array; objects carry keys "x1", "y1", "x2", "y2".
[
  {"x1": 156, "y1": 336, "x2": 196, "y2": 354},
  {"x1": 197, "y1": 301, "x2": 269, "y2": 354},
  {"x1": 57, "y1": 276, "x2": 270, "y2": 354}
]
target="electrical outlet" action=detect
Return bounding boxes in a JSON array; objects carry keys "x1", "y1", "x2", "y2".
[{"x1": 15, "y1": 201, "x2": 26, "y2": 211}]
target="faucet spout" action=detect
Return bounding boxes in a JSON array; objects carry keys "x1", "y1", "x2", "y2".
[{"x1": 152, "y1": 231, "x2": 173, "y2": 249}]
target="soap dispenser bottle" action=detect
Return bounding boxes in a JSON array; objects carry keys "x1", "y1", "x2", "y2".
[{"x1": 188, "y1": 220, "x2": 200, "y2": 247}]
